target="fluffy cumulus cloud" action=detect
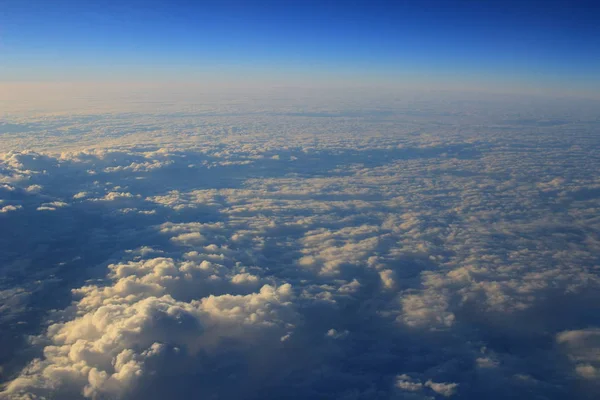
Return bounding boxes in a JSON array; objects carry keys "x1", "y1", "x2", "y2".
[
  {"x1": 557, "y1": 329, "x2": 600, "y2": 381},
  {"x1": 1, "y1": 90, "x2": 600, "y2": 399}
]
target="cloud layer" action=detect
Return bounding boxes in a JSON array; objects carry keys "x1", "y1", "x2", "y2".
[{"x1": 1, "y1": 92, "x2": 600, "y2": 399}]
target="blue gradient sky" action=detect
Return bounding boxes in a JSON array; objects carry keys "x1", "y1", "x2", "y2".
[{"x1": 1, "y1": 0, "x2": 599, "y2": 94}]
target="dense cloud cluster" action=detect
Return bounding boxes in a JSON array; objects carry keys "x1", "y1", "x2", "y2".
[{"x1": 1, "y1": 91, "x2": 600, "y2": 399}]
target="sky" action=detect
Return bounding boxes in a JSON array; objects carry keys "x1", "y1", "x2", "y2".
[
  {"x1": 1, "y1": 0, "x2": 600, "y2": 95},
  {"x1": 2, "y1": 2, "x2": 600, "y2": 400}
]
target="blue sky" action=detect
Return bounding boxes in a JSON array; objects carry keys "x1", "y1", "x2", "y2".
[{"x1": 1, "y1": 0, "x2": 599, "y2": 94}]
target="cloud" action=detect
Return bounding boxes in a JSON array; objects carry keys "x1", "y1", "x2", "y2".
[
  {"x1": 4, "y1": 281, "x2": 297, "y2": 399},
  {"x1": 395, "y1": 374, "x2": 459, "y2": 397},
  {"x1": 0, "y1": 205, "x2": 22, "y2": 213},
  {"x1": 557, "y1": 329, "x2": 600, "y2": 380},
  {"x1": 1, "y1": 92, "x2": 600, "y2": 399}
]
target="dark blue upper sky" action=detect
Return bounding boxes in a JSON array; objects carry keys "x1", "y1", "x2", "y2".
[{"x1": 1, "y1": 0, "x2": 599, "y2": 93}]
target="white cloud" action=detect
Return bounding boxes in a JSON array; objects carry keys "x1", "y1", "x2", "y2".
[
  {"x1": 395, "y1": 374, "x2": 458, "y2": 397},
  {"x1": 1, "y1": 91, "x2": 600, "y2": 399},
  {"x1": 557, "y1": 329, "x2": 600, "y2": 380},
  {"x1": 0, "y1": 204, "x2": 22, "y2": 213}
]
